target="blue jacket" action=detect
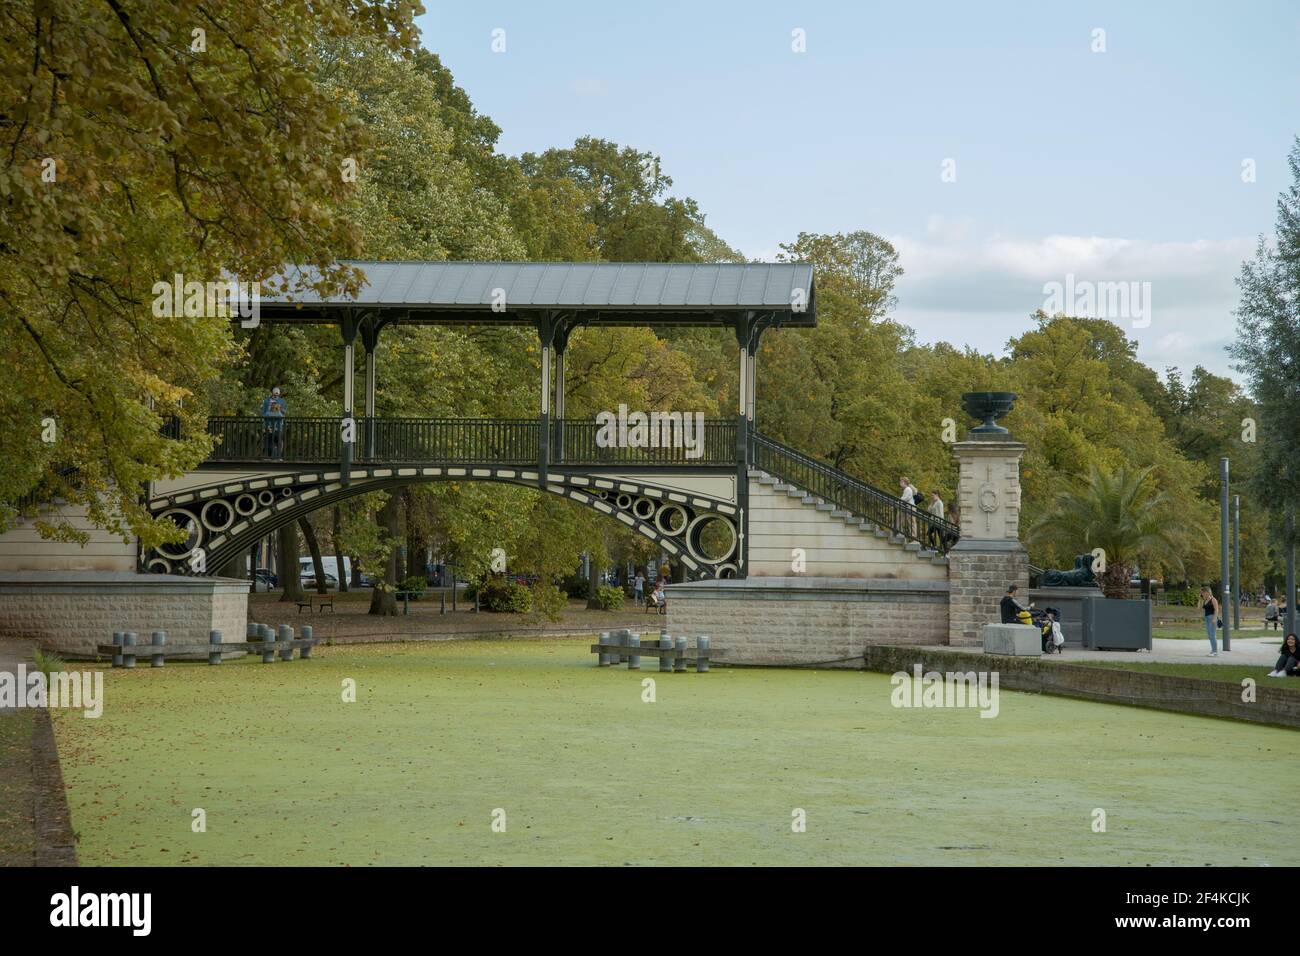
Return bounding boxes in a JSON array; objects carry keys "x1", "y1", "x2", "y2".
[{"x1": 261, "y1": 396, "x2": 286, "y2": 418}]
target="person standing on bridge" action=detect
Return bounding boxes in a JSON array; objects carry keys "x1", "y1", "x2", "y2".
[{"x1": 261, "y1": 387, "x2": 287, "y2": 459}]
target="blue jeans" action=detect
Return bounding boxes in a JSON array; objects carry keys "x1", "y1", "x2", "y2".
[{"x1": 1204, "y1": 614, "x2": 1217, "y2": 652}]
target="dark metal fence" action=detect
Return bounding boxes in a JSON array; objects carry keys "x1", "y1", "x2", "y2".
[
  {"x1": 201, "y1": 417, "x2": 736, "y2": 467},
  {"x1": 749, "y1": 431, "x2": 960, "y2": 552}
]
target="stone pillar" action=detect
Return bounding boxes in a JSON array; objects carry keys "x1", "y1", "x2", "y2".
[{"x1": 947, "y1": 434, "x2": 1028, "y2": 646}]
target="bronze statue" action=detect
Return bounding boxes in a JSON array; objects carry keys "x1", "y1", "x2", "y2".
[{"x1": 1040, "y1": 553, "x2": 1098, "y2": 587}]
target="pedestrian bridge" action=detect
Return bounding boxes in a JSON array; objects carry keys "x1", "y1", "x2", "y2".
[
  {"x1": 148, "y1": 417, "x2": 956, "y2": 582},
  {"x1": 8, "y1": 260, "x2": 957, "y2": 581}
]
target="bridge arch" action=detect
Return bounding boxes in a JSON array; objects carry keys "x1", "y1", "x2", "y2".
[{"x1": 146, "y1": 465, "x2": 741, "y2": 580}]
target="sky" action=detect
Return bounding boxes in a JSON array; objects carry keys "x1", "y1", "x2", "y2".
[{"x1": 415, "y1": 1, "x2": 1299, "y2": 382}]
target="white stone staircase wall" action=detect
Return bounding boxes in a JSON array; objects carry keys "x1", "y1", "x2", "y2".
[{"x1": 746, "y1": 470, "x2": 948, "y2": 581}]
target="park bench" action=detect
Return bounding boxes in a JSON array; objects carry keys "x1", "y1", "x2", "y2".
[{"x1": 296, "y1": 593, "x2": 334, "y2": 614}]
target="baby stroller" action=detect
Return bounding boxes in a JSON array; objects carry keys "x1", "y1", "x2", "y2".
[{"x1": 1032, "y1": 607, "x2": 1065, "y2": 654}]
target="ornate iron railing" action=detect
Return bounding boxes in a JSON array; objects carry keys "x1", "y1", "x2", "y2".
[
  {"x1": 749, "y1": 431, "x2": 960, "y2": 552},
  {"x1": 200, "y1": 417, "x2": 737, "y2": 467},
  {"x1": 558, "y1": 419, "x2": 736, "y2": 467}
]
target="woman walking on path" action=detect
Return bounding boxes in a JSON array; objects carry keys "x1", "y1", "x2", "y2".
[{"x1": 1200, "y1": 586, "x2": 1220, "y2": 657}]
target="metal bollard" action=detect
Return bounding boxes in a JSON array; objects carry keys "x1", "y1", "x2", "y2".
[
  {"x1": 208, "y1": 630, "x2": 222, "y2": 665},
  {"x1": 123, "y1": 632, "x2": 137, "y2": 669},
  {"x1": 261, "y1": 625, "x2": 276, "y2": 663},
  {"x1": 300, "y1": 625, "x2": 313, "y2": 659},
  {"x1": 277, "y1": 624, "x2": 293, "y2": 662},
  {"x1": 598, "y1": 631, "x2": 611, "y2": 666},
  {"x1": 112, "y1": 631, "x2": 123, "y2": 668},
  {"x1": 658, "y1": 629, "x2": 673, "y2": 672},
  {"x1": 697, "y1": 635, "x2": 710, "y2": 673},
  {"x1": 150, "y1": 630, "x2": 166, "y2": 668},
  {"x1": 615, "y1": 627, "x2": 630, "y2": 664},
  {"x1": 628, "y1": 632, "x2": 640, "y2": 670},
  {"x1": 246, "y1": 621, "x2": 259, "y2": 640},
  {"x1": 674, "y1": 637, "x2": 687, "y2": 672}
]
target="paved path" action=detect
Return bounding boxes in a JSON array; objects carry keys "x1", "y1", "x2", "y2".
[
  {"x1": 0, "y1": 637, "x2": 34, "y2": 714},
  {"x1": 924, "y1": 634, "x2": 1289, "y2": 668}
]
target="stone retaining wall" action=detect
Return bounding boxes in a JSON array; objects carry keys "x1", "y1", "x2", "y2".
[
  {"x1": 0, "y1": 572, "x2": 249, "y2": 658},
  {"x1": 863, "y1": 645, "x2": 1300, "y2": 729},
  {"x1": 667, "y1": 576, "x2": 948, "y2": 666}
]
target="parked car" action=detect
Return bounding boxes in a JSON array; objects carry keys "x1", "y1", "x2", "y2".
[
  {"x1": 300, "y1": 572, "x2": 338, "y2": 590},
  {"x1": 253, "y1": 568, "x2": 277, "y2": 588}
]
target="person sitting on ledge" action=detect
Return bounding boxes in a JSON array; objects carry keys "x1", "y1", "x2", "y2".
[
  {"x1": 650, "y1": 580, "x2": 667, "y2": 614},
  {"x1": 999, "y1": 584, "x2": 1032, "y2": 625},
  {"x1": 1264, "y1": 599, "x2": 1280, "y2": 630},
  {"x1": 1267, "y1": 632, "x2": 1300, "y2": 678}
]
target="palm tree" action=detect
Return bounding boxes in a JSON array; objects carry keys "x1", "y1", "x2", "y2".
[{"x1": 1028, "y1": 464, "x2": 1201, "y2": 598}]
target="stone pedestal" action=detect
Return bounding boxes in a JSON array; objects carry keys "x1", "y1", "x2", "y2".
[
  {"x1": 947, "y1": 434, "x2": 1028, "y2": 646},
  {"x1": 948, "y1": 542, "x2": 1029, "y2": 646},
  {"x1": 982, "y1": 623, "x2": 1042, "y2": 656}
]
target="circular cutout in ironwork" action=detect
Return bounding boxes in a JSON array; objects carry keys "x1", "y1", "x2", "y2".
[
  {"x1": 156, "y1": 509, "x2": 201, "y2": 560},
  {"x1": 632, "y1": 497, "x2": 656, "y2": 520},
  {"x1": 615, "y1": 493, "x2": 633, "y2": 510},
  {"x1": 654, "y1": 503, "x2": 688, "y2": 537},
  {"x1": 145, "y1": 557, "x2": 172, "y2": 574},
  {"x1": 280, "y1": 486, "x2": 294, "y2": 498},
  {"x1": 257, "y1": 490, "x2": 275, "y2": 506},
  {"x1": 200, "y1": 499, "x2": 234, "y2": 533},
  {"x1": 234, "y1": 494, "x2": 258, "y2": 516},
  {"x1": 685, "y1": 513, "x2": 737, "y2": 564},
  {"x1": 716, "y1": 563, "x2": 738, "y2": 579}
]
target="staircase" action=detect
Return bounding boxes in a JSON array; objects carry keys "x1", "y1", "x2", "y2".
[{"x1": 745, "y1": 432, "x2": 956, "y2": 580}]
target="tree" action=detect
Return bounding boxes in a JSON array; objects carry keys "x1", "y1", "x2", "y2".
[
  {"x1": 1, "y1": 0, "x2": 420, "y2": 545},
  {"x1": 1229, "y1": 136, "x2": 1300, "y2": 551},
  {"x1": 1028, "y1": 465, "x2": 1203, "y2": 598}
]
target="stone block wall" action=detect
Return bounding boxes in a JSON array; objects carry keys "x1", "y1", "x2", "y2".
[
  {"x1": 0, "y1": 572, "x2": 249, "y2": 657},
  {"x1": 667, "y1": 576, "x2": 948, "y2": 666},
  {"x1": 946, "y1": 544, "x2": 1028, "y2": 647}
]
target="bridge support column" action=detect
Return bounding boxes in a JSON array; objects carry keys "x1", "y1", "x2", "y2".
[
  {"x1": 553, "y1": 344, "x2": 565, "y2": 463},
  {"x1": 946, "y1": 432, "x2": 1028, "y2": 646}
]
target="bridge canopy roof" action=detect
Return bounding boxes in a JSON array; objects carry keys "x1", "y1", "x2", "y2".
[{"x1": 257, "y1": 261, "x2": 815, "y2": 328}]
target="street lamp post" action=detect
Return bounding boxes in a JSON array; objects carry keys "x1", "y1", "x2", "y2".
[
  {"x1": 1232, "y1": 494, "x2": 1241, "y2": 630},
  {"x1": 1219, "y1": 458, "x2": 1231, "y2": 653}
]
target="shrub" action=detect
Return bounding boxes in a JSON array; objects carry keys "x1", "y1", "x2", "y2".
[
  {"x1": 398, "y1": 575, "x2": 426, "y2": 598},
  {"x1": 33, "y1": 646, "x2": 65, "y2": 678},
  {"x1": 1165, "y1": 586, "x2": 1200, "y2": 607},
  {"x1": 478, "y1": 576, "x2": 532, "y2": 613},
  {"x1": 562, "y1": 574, "x2": 590, "y2": 600},
  {"x1": 593, "y1": 584, "x2": 624, "y2": 611}
]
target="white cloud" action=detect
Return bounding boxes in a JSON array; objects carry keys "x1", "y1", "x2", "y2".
[{"x1": 886, "y1": 225, "x2": 1257, "y2": 380}]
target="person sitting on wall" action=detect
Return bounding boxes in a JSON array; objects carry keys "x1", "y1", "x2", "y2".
[
  {"x1": 650, "y1": 580, "x2": 667, "y2": 615},
  {"x1": 1267, "y1": 632, "x2": 1300, "y2": 677},
  {"x1": 999, "y1": 584, "x2": 1032, "y2": 625},
  {"x1": 1264, "y1": 599, "x2": 1280, "y2": 630}
]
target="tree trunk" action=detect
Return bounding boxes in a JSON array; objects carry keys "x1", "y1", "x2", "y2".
[
  {"x1": 300, "y1": 516, "x2": 328, "y2": 594},
  {"x1": 278, "y1": 523, "x2": 305, "y2": 602},
  {"x1": 586, "y1": 553, "x2": 602, "y2": 610},
  {"x1": 368, "y1": 493, "x2": 399, "y2": 615},
  {"x1": 332, "y1": 505, "x2": 348, "y2": 592}
]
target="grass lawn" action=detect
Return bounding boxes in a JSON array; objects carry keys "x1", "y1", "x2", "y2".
[
  {"x1": 0, "y1": 711, "x2": 35, "y2": 866},
  {"x1": 1076, "y1": 660, "x2": 1300, "y2": 693},
  {"x1": 53, "y1": 638, "x2": 1300, "y2": 867}
]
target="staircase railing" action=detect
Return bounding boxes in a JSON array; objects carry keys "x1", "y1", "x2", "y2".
[{"x1": 749, "y1": 431, "x2": 960, "y2": 553}]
